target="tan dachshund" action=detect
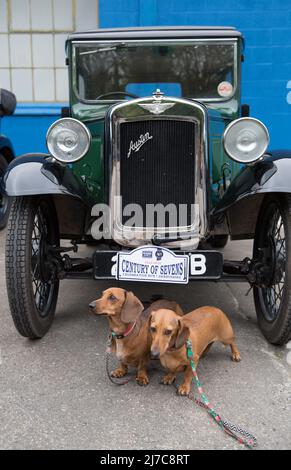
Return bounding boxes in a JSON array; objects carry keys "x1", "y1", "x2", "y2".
[
  {"x1": 149, "y1": 306, "x2": 241, "y2": 395},
  {"x1": 89, "y1": 288, "x2": 184, "y2": 386}
]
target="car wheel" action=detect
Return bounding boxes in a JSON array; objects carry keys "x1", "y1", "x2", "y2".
[
  {"x1": 208, "y1": 234, "x2": 229, "y2": 249},
  {"x1": 0, "y1": 154, "x2": 11, "y2": 229},
  {"x1": 253, "y1": 195, "x2": 291, "y2": 345},
  {"x1": 6, "y1": 196, "x2": 60, "y2": 338}
]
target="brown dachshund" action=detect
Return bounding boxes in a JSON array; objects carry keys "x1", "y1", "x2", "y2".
[
  {"x1": 149, "y1": 306, "x2": 241, "y2": 395},
  {"x1": 89, "y1": 287, "x2": 184, "y2": 386}
]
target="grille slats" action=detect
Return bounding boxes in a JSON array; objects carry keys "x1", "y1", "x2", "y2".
[{"x1": 120, "y1": 119, "x2": 196, "y2": 228}]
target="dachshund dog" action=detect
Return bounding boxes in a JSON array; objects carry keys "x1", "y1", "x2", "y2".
[
  {"x1": 149, "y1": 306, "x2": 241, "y2": 395},
  {"x1": 89, "y1": 288, "x2": 184, "y2": 386}
]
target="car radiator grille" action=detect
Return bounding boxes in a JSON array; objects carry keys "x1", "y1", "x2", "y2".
[{"x1": 119, "y1": 119, "x2": 196, "y2": 228}]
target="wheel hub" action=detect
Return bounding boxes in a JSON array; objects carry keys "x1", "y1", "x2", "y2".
[
  {"x1": 34, "y1": 238, "x2": 53, "y2": 283},
  {"x1": 257, "y1": 235, "x2": 285, "y2": 288},
  {"x1": 31, "y1": 210, "x2": 55, "y2": 284},
  {"x1": 273, "y1": 237, "x2": 285, "y2": 284},
  {"x1": 39, "y1": 236, "x2": 48, "y2": 281},
  {"x1": 255, "y1": 204, "x2": 287, "y2": 325},
  {"x1": 30, "y1": 204, "x2": 59, "y2": 317}
]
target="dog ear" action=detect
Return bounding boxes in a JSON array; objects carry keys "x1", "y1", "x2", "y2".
[
  {"x1": 173, "y1": 302, "x2": 184, "y2": 317},
  {"x1": 121, "y1": 291, "x2": 144, "y2": 323},
  {"x1": 175, "y1": 320, "x2": 190, "y2": 349},
  {"x1": 148, "y1": 313, "x2": 155, "y2": 331}
]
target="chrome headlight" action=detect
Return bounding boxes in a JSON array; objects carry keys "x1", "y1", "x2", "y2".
[
  {"x1": 46, "y1": 118, "x2": 91, "y2": 163},
  {"x1": 223, "y1": 117, "x2": 269, "y2": 164}
]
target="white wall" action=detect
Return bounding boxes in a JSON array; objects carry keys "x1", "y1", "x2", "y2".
[{"x1": 0, "y1": 0, "x2": 99, "y2": 102}]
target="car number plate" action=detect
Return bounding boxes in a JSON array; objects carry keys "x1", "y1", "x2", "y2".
[
  {"x1": 93, "y1": 247, "x2": 223, "y2": 282},
  {"x1": 117, "y1": 246, "x2": 189, "y2": 284}
]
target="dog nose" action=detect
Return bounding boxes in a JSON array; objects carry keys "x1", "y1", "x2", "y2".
[
  {"x1": 89, "y1": 302, "x2": 96, "y2": 310},
  {"x1": 150, "y1": 350, "x2": 160, "y2": 360}
]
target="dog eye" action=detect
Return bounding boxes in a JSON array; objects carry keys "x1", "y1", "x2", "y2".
[
  {"x1": 150, "y1": 326, "x2": 156, "y2": 333},
  {"x1": 164, "y1": 329, "x2": 172, "y2": 336},
  {"x1": 109, "y1": 294, "x2": 117, "y2": 302}
]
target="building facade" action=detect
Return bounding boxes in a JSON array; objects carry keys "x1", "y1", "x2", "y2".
[
  {"x1": 1, "y1": 0, "x2": 291, "y2": 154},
  {"x1": 0, "y1": 0, "x2": 99, "y2": 154}
]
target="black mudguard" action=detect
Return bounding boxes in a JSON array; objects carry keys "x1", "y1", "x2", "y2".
[
  {"x1": 1, "y1": 153, "x2": 95, "y2": 208},
  {"x1": 213, "y1": 151, "x2": 291, "y2": 215}
]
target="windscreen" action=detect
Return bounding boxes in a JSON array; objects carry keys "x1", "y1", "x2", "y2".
[{"x1": 74, "y1": 41, "x2": 236, "y2": 101}]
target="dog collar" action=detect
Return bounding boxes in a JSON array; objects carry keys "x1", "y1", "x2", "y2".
[{"x1": 111, "y1": 320, "x2": 137, "y2": 340}]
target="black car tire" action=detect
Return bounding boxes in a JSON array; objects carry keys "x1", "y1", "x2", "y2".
[
  {"x1": 6, "y1": 196, "x2": 60, "y2": 338},
  {"x1": 208, "y1": 234, "x2": 229, "y2": 249},
  {"x1": 253, "y1": 194, "x2": 291, "y2": 345},
  {"x1": 0, "y1": 154, "x2": 11, "y2": 229}
]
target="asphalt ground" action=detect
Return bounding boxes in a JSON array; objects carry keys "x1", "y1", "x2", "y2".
[{"x1": 0, "y1": 229, "x2": 290, "y2": 450}]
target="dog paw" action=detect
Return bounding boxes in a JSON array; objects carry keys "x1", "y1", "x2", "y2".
[
  {"x1": 177, "y1": 384, "x2": 191, "y2": 396},
  {"x1": 231, "y1": 352, "x2": 241, "y2": 362},
  {"x1": 111, "y1": 368, "x2": 127, "y2": 378},
  {"x1": 161, "y1": 374, "x2": 176, "y2": 385},
  {"x1": 136, "y1": 374, "x2": 149, "y2": 386}
]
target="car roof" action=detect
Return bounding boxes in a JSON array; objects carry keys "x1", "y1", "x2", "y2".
[{"x1": 67, "y1": 26, "x2": 243, "y2": 41}]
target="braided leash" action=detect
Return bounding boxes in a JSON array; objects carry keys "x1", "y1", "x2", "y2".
[
  {"x1": 185, "y1": 339, "x2": 257, "y2": 450},
  {"x1": 104, "y1": 333, "x2": 257, "y2": 448}
]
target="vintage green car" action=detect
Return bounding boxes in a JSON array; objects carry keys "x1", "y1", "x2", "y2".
[{"x1": 2, "y1": 27, "x2": 291, "y2": 345}]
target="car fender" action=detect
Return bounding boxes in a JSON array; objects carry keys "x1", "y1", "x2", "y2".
[
  {"x1": 213, "y1": 151, "x2": 291, "y2": 215},
  {"x1": 1, "y1": 153, "x2": 95, "y2": 207}
]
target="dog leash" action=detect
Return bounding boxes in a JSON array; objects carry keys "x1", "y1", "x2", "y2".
[
  {"x1": 183, "y1": 339, "x2": 257, "y2": 450},
  {"x1": 104, "y1": 335, "x2": 257, "y2": 448}
]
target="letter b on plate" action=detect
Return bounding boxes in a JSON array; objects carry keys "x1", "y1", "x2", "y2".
[{"x1": 190, "y1": 254, "x2": 206, "y2": 275}]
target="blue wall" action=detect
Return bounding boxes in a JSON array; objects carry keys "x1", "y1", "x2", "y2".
[
  {"x1": 3, "y1": 1, "x2": 291, "y2": 155},
  {"x1": 100, "y1": 0, "x2": 291, "y2": 150},
  {"x1": 1, "y1": 104, "x2": 64, "y2": 156}
]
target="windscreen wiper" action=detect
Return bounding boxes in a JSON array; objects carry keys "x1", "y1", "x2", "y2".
[{"x1": 79, "y1": 43, "x2": 126, "y2": 55}]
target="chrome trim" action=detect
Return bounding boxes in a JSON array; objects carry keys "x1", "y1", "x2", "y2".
[
  {"x1": 71, "y1": 39, "x2": 238, "y2": 105},
  {"x1": 137, "y1": 89, "x2": 176, "y2": 114},
  {"x1": 138, "y1": 102, "x2": 176, "y2": 115},
  {"x1": 222, "y1": 117, "x2": 270, "y2": 164},
  {"x1": 106, "y1": 96, "x2": 209, "y2": 249},
  {"x1": 46, "y1": 117, "x2": 91, "y2": 163}
]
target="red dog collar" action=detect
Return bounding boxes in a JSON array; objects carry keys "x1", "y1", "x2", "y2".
[{"x1": 111, "y1": 320, "x2": 137, "y2": 340}]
